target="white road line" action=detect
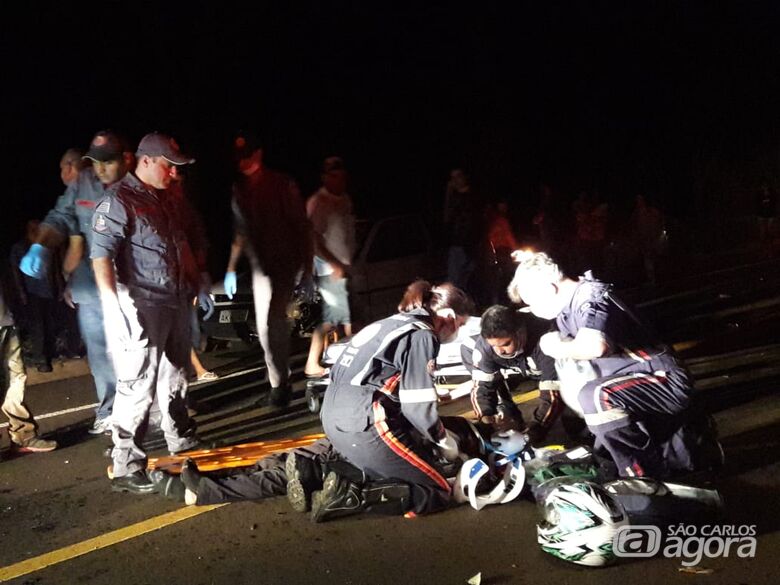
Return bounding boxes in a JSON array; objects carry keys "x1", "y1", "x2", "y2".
[{"x1": 0, "y1": 402, "x2": 98, "y2": 429}]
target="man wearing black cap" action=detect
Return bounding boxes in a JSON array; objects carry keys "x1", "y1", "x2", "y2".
[
  {"x1": 91, "y1": 132, "x2": 202, "y2": 494},
  {"x1": 19, "y1": 130, "x2": 132, "y2": 435},
  {"x1": 224, "y1": 133, "x2": 312, "y2": 407}
]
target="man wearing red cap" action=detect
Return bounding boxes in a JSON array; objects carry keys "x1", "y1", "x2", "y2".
[{"x1": 91, "y1": 132, "x2": 205, "y2": 494}]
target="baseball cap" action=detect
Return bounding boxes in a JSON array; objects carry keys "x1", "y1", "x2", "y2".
[
  {"x1": 233, "y1": 131, "x2": 262, "y2": 161},
  {"x1": 322, "y1": 156, "x2": 345, "y2": 173},
  {"x1": 135, "y1": 132, "x2": 195, "y2": 165},
  {"x1": 83, "y1": 131, "x2": 127, "y2": 163}
]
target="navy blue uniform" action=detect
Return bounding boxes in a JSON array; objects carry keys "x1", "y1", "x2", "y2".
[
  {"x1": 91, "y1": 173, "x2": 199, "y2": 478},
  {"x1": 320, "y1": 309, "x2": 450, "y2": 515},
  {"x1": 461, "y1": 334, "x2": 563, "y2": 433},
  {"x1": 558, "y1": 273, "x2": 694, "y2": 478}
]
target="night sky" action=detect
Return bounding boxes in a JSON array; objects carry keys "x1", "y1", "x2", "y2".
[{"x1": 3, "y1": 2, "x2": 779, "y2": 269}]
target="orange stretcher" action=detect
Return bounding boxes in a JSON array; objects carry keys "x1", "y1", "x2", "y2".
[
  {"x1": 146, "y1": 433, "x2": 326, "y2": 474},
  {"x1": 106, "y1": 433, "x2": 328, "y2": 478}
]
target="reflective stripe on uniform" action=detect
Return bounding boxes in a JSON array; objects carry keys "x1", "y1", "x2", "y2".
[
  {"x1": 592, "y1": 373, "x2": 660, "y2": 414},
  {"x1": 583, "y1": 407, "x2": 629, "y2": 426},
  {"x1": 471, "y1": 370, "x2": 496, "y2": 382},
  {"x1": 372, "y1": 401, "x2": 450, "y2": 492},
  {"x1": 350, "y1": 322, "x2": 431, "y2": 387},
  {"x1": 539, "y1": 380, "x2": 560, "y2": 391},
  {"x1": 398, "y1": 388, "x2": 438, "y2": 404}
]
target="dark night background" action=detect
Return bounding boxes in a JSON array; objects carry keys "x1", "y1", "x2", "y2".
[{"x1": 3, "y1": 1, "x2": 779, "y2": 275}]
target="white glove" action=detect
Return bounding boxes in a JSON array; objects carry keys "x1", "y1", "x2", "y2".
[{"x1": 436, "y1": 429, "x2": 461, "y2": 462}]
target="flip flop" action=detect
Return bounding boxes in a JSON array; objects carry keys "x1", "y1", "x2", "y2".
[
  {"x1": 197, "y1": 371, "x2": 219, "y2": 381},
  {"x1": 305, "y1": 368, "x2": 330, "y2": 379}
]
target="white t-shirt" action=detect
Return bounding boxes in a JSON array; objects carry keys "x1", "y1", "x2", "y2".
[{"x1": 306, "y1": 187, "x2": 355, "y2": 276}]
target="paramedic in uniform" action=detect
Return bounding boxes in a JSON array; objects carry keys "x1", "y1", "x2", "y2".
[
  {"x1": 461, "y1": 304, "x2": 566, "y2": 443},
  {"x1": 19, "y1": 131, "x2": 132, "y2": 435},
  {"x1": 91, "y1": 132, "x2": 202, "y2": 494},
  {"x1": 507, "y1": 251, "x2": 720, "y2": 479},
  {"x1": 312, "y1": 280, "x2": 473, "y2": 522}
]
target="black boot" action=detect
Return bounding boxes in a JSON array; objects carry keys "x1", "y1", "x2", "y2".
[
  {"x1": 310, "y1": 472, "x2": 411, "y2": 523},
  {"x1": 111, "y1": 470, "x2": 158, "y2": 494}
]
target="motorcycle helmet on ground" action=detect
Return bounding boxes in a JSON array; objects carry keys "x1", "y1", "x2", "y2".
[
  {"x1": 453, "y1": 457, "x2": 526, "y2": 510},
  {"x1": 537, "y1": 481, "x2": 628, "y2": 567}
]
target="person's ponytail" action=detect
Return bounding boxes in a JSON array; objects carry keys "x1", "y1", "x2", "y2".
[{"x1": 398, "y1": 279, "x2": 474, "y2": 317}]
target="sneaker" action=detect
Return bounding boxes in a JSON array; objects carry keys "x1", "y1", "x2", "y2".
[
  {"x1": 310, "y1": 471, "x2": 364, "y2": 523},
  {"x1": 88, "y1": 418, "x2": 112, "y2": 435},
  {"x1": 13, "y1": 436, "x2": 58, "y2": 453},
  {"x1": 180, "y1": 458, "x2": 203, "y2": 494},
  {"x1": 286, "y1": 451, "x2": 322, "y2": 513},
  {"x1": 148, "y1": 469, "x2": 186, "y2": 502}
]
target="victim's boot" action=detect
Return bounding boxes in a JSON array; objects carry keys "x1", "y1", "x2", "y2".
[{"x1": 310, "y1": 472, "x2": 411, "y2": 523}]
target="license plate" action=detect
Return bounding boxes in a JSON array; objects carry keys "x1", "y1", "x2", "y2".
[{"x1": 219, "y1": 310, "x2": 248, "y2": 324}]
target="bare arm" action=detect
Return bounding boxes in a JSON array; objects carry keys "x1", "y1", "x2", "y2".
[
  {"x1": 63, "y1": 236, "x2": 84, "y2": 276},
  {"x1": 226, "y1": 234, "x2": 246, "y2": 273},
  {"x1": 92, "y1": 257, "x2": 119, "y2": 300}
]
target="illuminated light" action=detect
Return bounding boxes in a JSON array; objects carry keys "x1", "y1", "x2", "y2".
[{"x1": 510, "y1": 248, "x2": 535, "y2": 263}]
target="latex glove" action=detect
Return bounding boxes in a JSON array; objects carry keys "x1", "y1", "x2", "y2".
[
  {"x1": 539, "y1": 331, "x2": 564, "y2": 358},
  {"x1": 19, "y1": 243, "x2": 51, "y2": 278},
  {"x1": 224, "y1": 271, "x2": 237, "y2": 300},
  {"x1": 436, "y1": 429, "x2": 461, "y2": 462},
  {"x1": 198, "y1": 291, "x2": 215, "y2": 320},
  {"x1": 490, "y1": 429, "x2": 529, "y2": 457}
]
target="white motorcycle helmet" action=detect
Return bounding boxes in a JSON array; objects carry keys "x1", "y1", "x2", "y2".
[
  {"x1": 537, "y1": 481, "x2": 628, "y2": 567},
  {"x1": 454, "y1": 457, "x2": 526, "y2": 511}
]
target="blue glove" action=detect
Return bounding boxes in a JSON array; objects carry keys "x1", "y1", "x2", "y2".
[
  {"x1": 19, "y1": 243, "x2": 51, "y2": 278},
  {"x1": 198, "y1": 291, "x2": 215, "y2": 320},
  {"x1": 490, "y1": 430, "x2": 529, "y2": 457},
  {"x1": 224, "y1": 272, "x2": 237, "y2": 300}
]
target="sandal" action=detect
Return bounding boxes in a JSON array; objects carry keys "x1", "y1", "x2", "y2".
[{"x1": 197, "y1": 371, "x2": 219, "y2": 381}]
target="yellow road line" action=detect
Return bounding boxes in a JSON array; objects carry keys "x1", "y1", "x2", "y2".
[
  {"x1": 2, "y1": 386, "x2": 547, "y2": 582},
  {"x1": 0, "y1": 504, "x2": 226, "y2": 583}
]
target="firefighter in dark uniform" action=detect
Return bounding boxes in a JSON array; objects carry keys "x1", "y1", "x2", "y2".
[
  {"x1": 461, "y1": 305, "x2": 568, "y2": 443},
  {"x1": 91, "y1": 133, "x2": 203, "y2": 494},
  {"x1": 312, "y1": 281, "x2": 473, "y2": 522},
  {"x1": 508, "y1": 251, "x2": 721, "y2": 479}
]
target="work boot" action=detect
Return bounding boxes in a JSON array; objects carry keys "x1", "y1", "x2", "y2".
[
  {"x1": 12, "y1": 436, "x2": 58, "y2": 453},
  {"x1": 311, "y1": 472, "x2": 412, "y2": 523},
  {"x1": 286, "y1": 451, "x2": 323, "y2": 513},
  {"x1": 111, "y1": 470, "x2": 158, "y2": 494},
  {"x1": 311, "y1": 471, "x2": 364, "y2": 523}
]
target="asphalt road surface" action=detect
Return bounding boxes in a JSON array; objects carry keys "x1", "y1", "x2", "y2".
[{"x1": 1, "y1": 260, "x2": 779, "y2": 585}]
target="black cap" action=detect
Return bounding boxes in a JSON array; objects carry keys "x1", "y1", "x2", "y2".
[{"x1": 83, "y1": 131, "x2": 127, "y2": 162}]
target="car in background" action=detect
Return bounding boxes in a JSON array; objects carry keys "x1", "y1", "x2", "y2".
[{"x1": 200, "y1": 213, "x2": 445, "y2": 344}]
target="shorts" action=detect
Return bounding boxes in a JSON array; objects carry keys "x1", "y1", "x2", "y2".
[{"x1": 316, "y1": 275, "x2": 350, "y2": 326}]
